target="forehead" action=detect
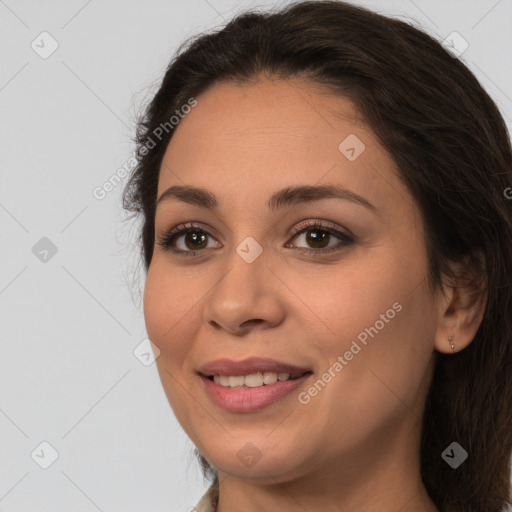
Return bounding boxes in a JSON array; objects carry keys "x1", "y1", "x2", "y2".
[
  {"x1": 165, "y1": 78, "x2": 364, "y2": 155},
  {"x1": 157, "y1": 78, "x2": 409, "y2": 216}
]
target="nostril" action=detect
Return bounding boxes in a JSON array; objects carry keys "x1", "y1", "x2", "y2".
[{"x1": 241, "y1": 319, "x2": 264, "y2": 328}]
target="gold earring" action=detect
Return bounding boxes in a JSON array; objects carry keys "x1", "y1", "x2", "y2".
[{"x1": 448, "y1": 336, "x2": 455, "y2": 352}]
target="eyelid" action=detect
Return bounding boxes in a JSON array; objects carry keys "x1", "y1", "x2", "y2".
[
  {"x1": 288, "y1": 218, "x2": 354, "y2": 238},
  {"x1": 168, "y1": 221, "x2": 220, "y2": 239}
]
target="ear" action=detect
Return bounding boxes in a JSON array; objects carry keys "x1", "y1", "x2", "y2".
[{"x1": 434, "y1": 251, "x2": 488, "y2": 354}]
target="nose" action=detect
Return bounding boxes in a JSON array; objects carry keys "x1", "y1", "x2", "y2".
[{"x1": 202, "y1": 248, "x2": 286, "y2": 336}]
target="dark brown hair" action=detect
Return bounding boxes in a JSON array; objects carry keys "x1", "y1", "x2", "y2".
[{"x1": 122, "y1": 1, "x2": 512, "y2": 510}]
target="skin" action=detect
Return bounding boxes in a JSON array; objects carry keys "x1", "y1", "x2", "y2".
[{"x1": 143, "y1": 77, "x2": 487, "y2": 512}]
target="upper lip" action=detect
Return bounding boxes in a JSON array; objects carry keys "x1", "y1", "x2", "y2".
[{"x1": 198, "y1": 357, "x2": 312, "y2": 377}]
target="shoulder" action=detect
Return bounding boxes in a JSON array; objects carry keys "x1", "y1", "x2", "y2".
[{"x1": 191, "y1": 485, "x2": 216, "y2": 512}]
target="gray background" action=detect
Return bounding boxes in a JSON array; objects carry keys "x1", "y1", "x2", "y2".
[{"x1": 1, "y1": 0, "x2": 511, "y2": 511}]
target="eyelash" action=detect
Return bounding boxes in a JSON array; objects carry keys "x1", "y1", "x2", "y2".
[{"x1": 155, "y1": 220, "x2": 355, "y2": 258}]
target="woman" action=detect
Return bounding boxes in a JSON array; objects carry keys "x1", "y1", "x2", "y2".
[{"x1": 122, "y1": 1, "x2": 512, "y2": 511}]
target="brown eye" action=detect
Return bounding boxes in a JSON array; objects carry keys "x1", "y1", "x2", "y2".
[
  {"x1": 156, "y1": 220, "x2": 354, "y2": 257},
  {"x1": 287, "y1": 220, "x2": 355, "y2": 254},
  {"x1": 303, "y1": 229, "x2": 330, "y2": 249},
  {"x1": 182, "y1": 230, "x2": 208, "y2": 250},
  {"x1": 155, "y1": 222, "x2": 220, "y2": 255}
]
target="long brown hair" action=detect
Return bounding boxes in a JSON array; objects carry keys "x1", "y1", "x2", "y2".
[{"x1": 122, "y1": 1, "x2": 512, "y2": 510}]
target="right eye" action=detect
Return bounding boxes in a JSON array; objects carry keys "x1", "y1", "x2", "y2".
[{"x1": 155, "y1": 222, "x2": 221, "y2": 256}]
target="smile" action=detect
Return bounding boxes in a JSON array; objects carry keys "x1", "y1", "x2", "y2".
[{"x1": 200, "y1": 371, "x2": 313, "y2": 412}]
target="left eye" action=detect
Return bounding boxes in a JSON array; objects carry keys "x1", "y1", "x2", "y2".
[{"x1": 286, "y1": 221, "x2": 355, "y2": 253}]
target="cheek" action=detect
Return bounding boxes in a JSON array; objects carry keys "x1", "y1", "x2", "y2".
[
  {"x1": 322, "y1": 286, "x2": 435, "y2": 430},
  {"x1": 143, "y1": 262, "x2": 197, "y2": 366},
  {"x1": 283, "y1": 251, "x2": 407, "y2": 348},
  {"x1": 298, "y1": 249, "x2": 432, "y2": 400},
  {"x1": 143, "y1": 265, "x2": 166, "y2": 345}
]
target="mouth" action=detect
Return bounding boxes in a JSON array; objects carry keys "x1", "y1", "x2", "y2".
[
  {"x1": 199, "y1": 370, "x2": 313, "y2": 413},
  {"x1": 197, "y1": 357, "x2": 314, "y2": 412}
]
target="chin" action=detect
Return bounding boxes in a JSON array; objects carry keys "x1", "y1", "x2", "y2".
[{"x1": 202, "y1": 438, "x2": 311, "y2": 482}]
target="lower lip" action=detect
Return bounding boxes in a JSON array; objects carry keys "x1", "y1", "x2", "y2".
[{"x1": 200, "y1": 374, "x2": 312, "y2": 413}]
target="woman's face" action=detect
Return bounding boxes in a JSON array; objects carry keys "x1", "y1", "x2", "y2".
[{"x1": 144, "y1": 78, "x2": 445, "y2": 486}]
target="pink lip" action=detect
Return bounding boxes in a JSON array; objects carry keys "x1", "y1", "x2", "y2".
[
  {"x1": 198, "y1": 357, "x2": 311, "y2": 377},
  {"x1": 200, "y1": 373, "x2": 312, "y2": 413}
]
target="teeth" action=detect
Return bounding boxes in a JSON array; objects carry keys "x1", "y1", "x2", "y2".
[
  {"x1": 229, "y1": 375, "x2": 246, "y2": 387},
  {"x1": 244, "y1": 373, "x2": 263, "y2": 387},
  {"x1": 263, "y1": 371, "x2": 278, "y2": 385},
  {"x1": 212, "y1": 371, "x2": 300, "y2": 388}
]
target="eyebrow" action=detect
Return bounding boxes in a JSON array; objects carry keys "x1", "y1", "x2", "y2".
[{"x1": 156, "y1": 184, "x2": 378, "y2": 213}]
